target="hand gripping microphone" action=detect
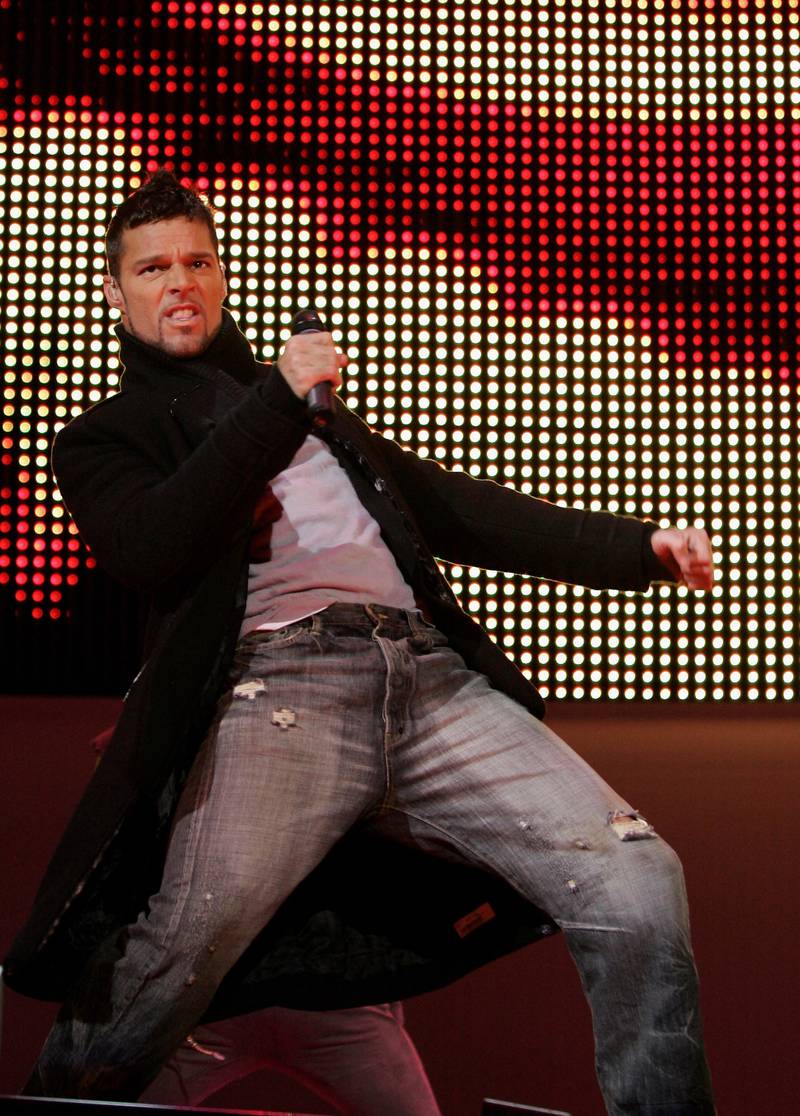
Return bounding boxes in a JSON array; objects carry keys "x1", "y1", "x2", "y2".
[{"x1": 291, "y1": 307, "x2": 335, "y2": 428}]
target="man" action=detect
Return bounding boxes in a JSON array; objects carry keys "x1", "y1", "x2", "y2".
[
  {"x1": 6, "y1": 171, "x2": 716, "y2": 1114},
  {"x1": 142, "y1": 1004, "x2": 440, "y2": 1115}
]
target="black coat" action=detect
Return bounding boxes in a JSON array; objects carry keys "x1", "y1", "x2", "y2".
[{"x1": 4, "y1": 312, "x2": 666, "y2": 1019}]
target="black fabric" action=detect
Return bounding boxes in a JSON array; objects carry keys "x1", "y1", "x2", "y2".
[
  {"x1": 3, "y1": 311, "x2": 671, "y2": 1015},
  {"x1": 117, "y1": 309, "x2": 264, "y2": 395}
]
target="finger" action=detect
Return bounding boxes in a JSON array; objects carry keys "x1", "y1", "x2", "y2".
[
  {"x1": 685, "y1": 529, "x2": 713, "y2": 566},
  {"x1": 672, "y1": 541, "x2": 710, "y2": 587},
  {"x1": 682, "y1": 555, "x2": 714, "y2": 589},
  {"x1": 689, "y1": 552, "x2": 714, "y2": 587}
]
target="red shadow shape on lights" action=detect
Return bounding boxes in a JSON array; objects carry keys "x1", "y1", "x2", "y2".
[
  {"x1": 0, "y1": 448, "x2": 96, "y2": 620},
  {"x1": 0, "y1": 0, "x2": 796, "y2": 374}
]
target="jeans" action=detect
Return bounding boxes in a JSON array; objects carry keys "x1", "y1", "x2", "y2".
[
  {"x1": 140, "y1": 1002, "x2": 442, "y2": 1116},
  {"x1": 29, "y1": 603, "x2": 715, "y2": 1114}
]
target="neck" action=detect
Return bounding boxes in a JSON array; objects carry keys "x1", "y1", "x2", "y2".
[{"x1": 117, "y1": 308, "x2": 265, "y2": 387}]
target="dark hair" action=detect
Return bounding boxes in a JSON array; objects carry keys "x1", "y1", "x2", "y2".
[{"x1": 105, "y1": 169, "x2": 219, "y2": 278}]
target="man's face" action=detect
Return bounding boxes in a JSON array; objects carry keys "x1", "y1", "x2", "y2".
[{"x1": 103, "y1": 216, "x2": 227, "y2": 358}]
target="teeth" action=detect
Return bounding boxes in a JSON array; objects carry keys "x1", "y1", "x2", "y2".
[{"x1": 170, "y1": 309, "x2": 196, "y2": 321}]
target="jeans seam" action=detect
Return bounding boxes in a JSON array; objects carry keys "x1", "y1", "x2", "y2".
[
  {"x1": 373, "y1": 632, "x2": 396, "y2": 809},
  {"x1": 161, "y1": 736, "x2": 218, "y2": 948}
]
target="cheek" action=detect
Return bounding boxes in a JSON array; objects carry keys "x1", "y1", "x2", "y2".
[
  {"x1": 128, "y1": 294, "x2": 161, "y2": 330},
  {"x1": 208, "y1": 286, "x2": 226, "y2": 319}
]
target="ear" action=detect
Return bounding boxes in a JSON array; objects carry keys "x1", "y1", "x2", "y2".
[
  {"x1": 103, "y1": 274, "x2": 126, "y2": 313},
  {"x1": 219, "y1": 259, "x2": 228, "y2": 300}
]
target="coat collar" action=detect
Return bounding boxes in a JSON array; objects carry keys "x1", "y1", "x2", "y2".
[{"x1": 116, "y1": 308, "x2": 267, "y2": 398}]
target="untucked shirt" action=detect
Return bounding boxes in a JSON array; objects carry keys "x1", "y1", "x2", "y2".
[{"x1": 240, "y1": 433, "x2": 418, "y2": 635}]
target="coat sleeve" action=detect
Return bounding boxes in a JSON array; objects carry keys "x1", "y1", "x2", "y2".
[
  {"x1": 363, "y1": 428, "x2": 670, "y2": 592},
  {"x1": 52, "y1": 367, "x2": 311, "y2": 592}
]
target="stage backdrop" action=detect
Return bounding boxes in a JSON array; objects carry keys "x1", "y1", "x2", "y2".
[
  {"x1": 1, "y1": 6, "x2": 798, "y2": 1112},
  {"x1": 1, "y1": 0, "x2": 798, "y2": 699}
]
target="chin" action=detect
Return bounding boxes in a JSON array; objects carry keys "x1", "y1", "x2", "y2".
[{"x1": 161, "y1": 332, "x2": 211, "y2": 359}]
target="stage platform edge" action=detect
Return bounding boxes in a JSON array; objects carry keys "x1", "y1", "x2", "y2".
[{"x1": 0, "y1": 1097, "x2": 325, "y2": 1116}]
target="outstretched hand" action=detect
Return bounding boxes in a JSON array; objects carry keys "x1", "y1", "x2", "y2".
[{"x1": 649, "y1": 527, "x2": 715, "y2": 590}]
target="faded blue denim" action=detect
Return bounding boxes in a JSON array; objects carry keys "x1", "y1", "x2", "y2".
[{"x1": 29, "y1": 603, "x2": 715, "y2": 1114}]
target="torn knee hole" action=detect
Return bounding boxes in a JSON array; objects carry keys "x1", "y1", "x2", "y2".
[{"x1": 607, "y1": 809, "x2": 656, "y2": 841}]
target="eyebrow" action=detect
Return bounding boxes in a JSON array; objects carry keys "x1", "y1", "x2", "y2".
[{"x1": 129, "y1": 250, "x2": 217, "y2": 267}]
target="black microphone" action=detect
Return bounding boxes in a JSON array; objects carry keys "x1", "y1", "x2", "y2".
[{"x1": 291, "y1": 307, "x2": 334, "y2": 428}]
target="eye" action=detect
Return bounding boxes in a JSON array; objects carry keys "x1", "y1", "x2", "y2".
[{"x1": 192, "y1": 259, "x2": 210, "y2": 269}]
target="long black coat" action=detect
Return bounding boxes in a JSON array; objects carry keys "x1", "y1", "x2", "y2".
[{"x1": 4, "y1": 312, "x2": 666, "y2": 1019}]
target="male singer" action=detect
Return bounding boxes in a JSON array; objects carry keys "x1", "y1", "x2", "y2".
[{"x1": 7, "y1": 170, "x2": 716, "y2": 1115}]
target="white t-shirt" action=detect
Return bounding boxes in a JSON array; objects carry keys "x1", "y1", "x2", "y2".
[{"x1": 239, "y1": 434, "x2": 418, "y2": 636}]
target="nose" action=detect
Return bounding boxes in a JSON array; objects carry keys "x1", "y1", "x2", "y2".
[{"x1": 165, "y1": 262, "x2": 197, "y2": 293}]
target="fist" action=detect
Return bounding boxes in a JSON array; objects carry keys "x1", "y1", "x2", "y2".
[
  {"x1": 277, "y1": 331, "x2": 347, "y2": 401},
  {"x1": 650, "y1": 526, "x2": 715, "y2": 590}
]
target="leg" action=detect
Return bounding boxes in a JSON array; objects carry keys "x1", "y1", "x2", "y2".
[
  {"x1": 139, "y1": 1021, "x2": 263, "y2": 1107},
  {"x1": 263, "y1": 1003, "x2": 442, "y2": 1116},
  {"x1": 375, "y1": 623, "x2": 714, "y2": 1116},
  {"x1": 28, "y1": 620, "x2": 389, "y2": 1101},
  {"x1": 144, "y1": 1005, "x2": 441, "y2": 1116}
]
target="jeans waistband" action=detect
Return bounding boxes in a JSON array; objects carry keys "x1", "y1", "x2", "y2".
[{"x1": 249, "y1": 603, "x2": 431, "y2": 641}]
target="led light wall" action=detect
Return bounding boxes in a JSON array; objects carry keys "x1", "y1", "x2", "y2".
[{"x1": 1, "y1": 0, "x2": 798, "y2": 699}]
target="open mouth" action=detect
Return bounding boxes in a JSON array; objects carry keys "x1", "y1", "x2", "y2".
[{"x1": 164, "y1": 304, "x2": 202, "y2": 325}]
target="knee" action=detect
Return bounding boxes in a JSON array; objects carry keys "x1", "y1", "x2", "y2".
[
  {"x1": 605, "y1": 837, "x2": 691, "y2": 939},
  {"x1": 191, "y1": 873, "x2": 275, "y2": 938}
]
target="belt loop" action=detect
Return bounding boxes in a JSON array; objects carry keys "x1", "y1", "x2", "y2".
[{"x1": 365, "y1": 603, "x2": 384, "y2": 626}]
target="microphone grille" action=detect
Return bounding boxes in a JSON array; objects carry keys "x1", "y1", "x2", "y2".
[{"x1": 292, "y1": 307, "x2": 325, "y2": 334}]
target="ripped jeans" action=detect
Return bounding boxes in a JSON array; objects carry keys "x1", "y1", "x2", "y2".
[{"x1": 30, "y1": 603, "x2": 714, "y2": 1115}]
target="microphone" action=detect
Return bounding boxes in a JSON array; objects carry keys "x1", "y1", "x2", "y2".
[{"x1": 291, "y1": 307, "x2": 334, "y2": 428}]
